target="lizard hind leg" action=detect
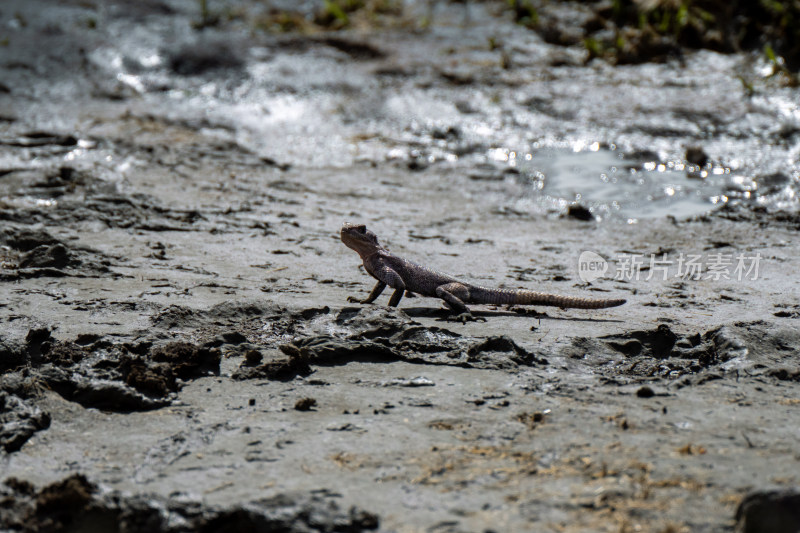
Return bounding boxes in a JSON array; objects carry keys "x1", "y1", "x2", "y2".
[
  {"x1": 436, "y1": 283, "x2": 487, "y2": 323},
  {"x1": 435, "y1": 283, "x2": 471, "y2": 315}
]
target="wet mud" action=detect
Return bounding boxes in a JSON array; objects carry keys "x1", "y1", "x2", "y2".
[{"x1": 2, "y1": 0, "x2": 800, "y2": 531}]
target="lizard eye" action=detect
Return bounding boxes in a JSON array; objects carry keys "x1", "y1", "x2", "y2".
[{"x1": 356, "y1": 225, "x2": 366, "y2": 233}]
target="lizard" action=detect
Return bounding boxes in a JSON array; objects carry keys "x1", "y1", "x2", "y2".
[{"x1": 340, "y1": 222, "x2": 626, "y2": 320}]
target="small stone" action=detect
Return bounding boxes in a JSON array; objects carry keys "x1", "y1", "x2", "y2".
[
  {"x1": 567, "y1": 204, "x2": 593, "y2": 221},
  {"x1": 735, "y1": 489, "x2": 800, "y2": 533},
  {"x1": 686, "y1": 146, "x2": 709, "y2": 167},
  {"x1": 294, "y1": 397, "x2": 317, "y2": 411},
  {"x1": 220, "y1": 331, "x2": 248, "y2": 345},
  {"x1": 248, "y1": 398, "x2": 256, "y2": 406},
  {"x1": 244, "y1": 350, "x2": 262, "y2": 366},
  {"x1": 636, "y1": 386, "x2": 655, "y2": 398}
]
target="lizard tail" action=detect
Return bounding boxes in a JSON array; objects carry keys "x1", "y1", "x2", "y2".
[{"x1": 469, "y1": 287, "x2": 626, "y2": 309}]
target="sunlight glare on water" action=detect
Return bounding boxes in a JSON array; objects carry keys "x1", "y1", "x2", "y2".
[{"x1": 517, "y1": 147, "x2": 730, "y2": 220}]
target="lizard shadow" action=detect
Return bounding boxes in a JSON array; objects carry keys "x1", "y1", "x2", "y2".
[{"x1": 401, "y1": 306, "x2": 626, "y2": 323}]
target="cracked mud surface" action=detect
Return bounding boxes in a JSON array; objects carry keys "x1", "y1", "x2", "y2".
[{"x1": 2, "y1": 0, "x2": 800, "y2": 531}]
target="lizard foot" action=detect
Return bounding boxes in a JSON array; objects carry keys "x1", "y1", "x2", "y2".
[
  {"x1": 446, "y1": 312, "x2": 486, "y2": 324},
  {"x1": 347, "y1": 296, "x2": 369, "y2": 304}
]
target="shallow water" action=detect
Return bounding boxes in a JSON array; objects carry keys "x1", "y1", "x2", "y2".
[
  {"x1": 1, "y1": 0, "x2": 798, "y2": 223},
  {"x1": 518, "y1": 147, "x2": 732, "y2": 221}
]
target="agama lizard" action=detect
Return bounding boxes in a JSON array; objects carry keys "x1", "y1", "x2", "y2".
[{"x1": 341, "y1": 223, "x2": 626, "y2": 320}]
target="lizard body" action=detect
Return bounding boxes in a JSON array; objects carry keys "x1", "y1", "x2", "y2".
[{"x1": 340, "y1": 223, "x2": 626, "y2": 318}]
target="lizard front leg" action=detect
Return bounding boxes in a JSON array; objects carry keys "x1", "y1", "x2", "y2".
[
  {"x1": 347, "y1": 281, "x2": 386, "y2": 304},
  {"x1": 350, "y1": 265, "x2": 406, "y2": 307},
  {"x1": 384, "y1": 268, "x2": 406, "y2": 307}
]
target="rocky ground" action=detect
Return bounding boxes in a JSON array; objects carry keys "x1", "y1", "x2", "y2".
[{"x1": 1, "y1": 1, "x2": 800, "y2": 532}]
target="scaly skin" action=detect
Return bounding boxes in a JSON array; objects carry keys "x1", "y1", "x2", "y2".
[{"x1": 340, "y1": 223, "x2": 626, "y2": 319}]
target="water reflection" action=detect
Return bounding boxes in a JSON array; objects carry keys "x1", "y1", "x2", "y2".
[{"x1": 515, "y1": 147, "x2": 732, "y2": 220}]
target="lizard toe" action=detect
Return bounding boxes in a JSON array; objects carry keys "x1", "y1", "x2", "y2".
[{"x1": 446, "y1": 312, "x2": 485, "y2": 323}]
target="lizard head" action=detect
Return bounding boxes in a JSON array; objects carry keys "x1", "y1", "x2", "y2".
[{"x1": 341, "y1": 223, "x2": 383, "y2": 258}]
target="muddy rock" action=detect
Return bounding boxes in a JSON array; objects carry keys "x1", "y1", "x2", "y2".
[
  {"x1": 38, "y1": 362, "x2": 173, "y2": 412},
  {"x1": 168, "y1": 42, "x2": 245, "y2": 76},
  {"x1": 0, "y1": 337, "x2": 27, "y2": 373},
  {"x1": 735, "y1": 488, "x2": 800, "y2": 533},
  {"x1": 562, "y1": 323, "x2": 762, "y2": 382},
  {"x1": 464, "y1": 335, "x2": 547, "y2": 367},
  {"x1": 332, "y1": 306, "x2": 413, "y2": 334},
  {"x1": 229, "y1": 307, "x2": 545, "y2": 379},
  {"x1": 18, "y1": 243, "x2": 71, "y2": 269},
  {"x1": 0, "y1": 392, "x2": 51, "y2": 453},
  {"x1": 281, "y1": 336, "x2": 400, "y2": 365},
  {"x1": 566, "y1": 204, "x2": 594, "y2": 221},
  {"x1": 232, "y1": 352, "x2": 313, "y2": 382},
  {"x1": 294, "y1": 397, "x2": 317, "y2": 411},
  {"x1": 0, "y1": 226, "x2": 60, "y2": 252},
  {"x1": 151, "y1": 301, "x2": 282, "y2": 331},
  {"x1": 603, "y1": 324, "x2": 678, "y2": 359},
  {"x1": 42, "y1": 341, "x2": 88, "y2": 367},
  {"x1": 1, "y1": 328, "x2": 61, "y2": 371},
  {"x1": 150, "y1": 342, "x2": 220, "y2": 380},
  {"x1": 0, "y1": 224, "x2": 113, "y2": 279},
  {"x1": 0, "y1": 474, "x2": 379, "y2": 533},
  {"x1": 276, "y1": 310, "x2": 542, "y2": 372},
  {"x1": 2, "y1": 337, "x2": 221, "y2": 414}
]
